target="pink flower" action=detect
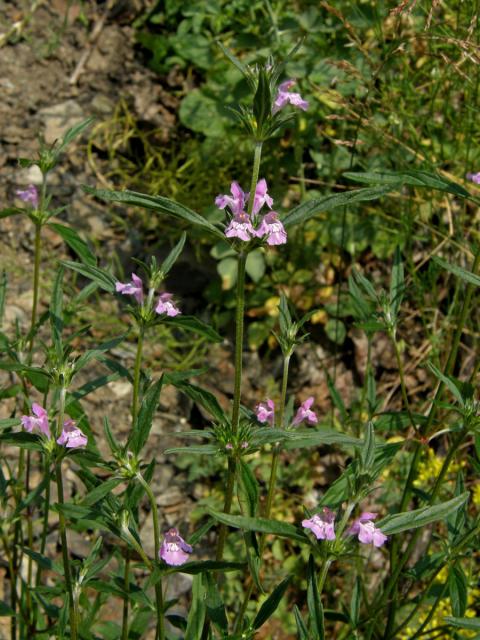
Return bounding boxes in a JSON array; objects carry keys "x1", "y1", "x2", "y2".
[
  {"x1": 215, "y1": 182, "x2": 247, "y2": 215},
  {"x1": 273, "y1": 80, "x2": 309, "y2": 114},
  {"x1": 16, "y1": 184, "x2": 39, "y2": 209},
  {"x1": 348, "y1": 512, "x2": 387, "y2": 548},
  {"x1": 467, "y1": 172, "x2": 480, "y2": 185},
  {"x1": 115, "y1": 273, "x2": 144, "y2": 304},
  {"x1": 255, "y1": 399, "x2": 275, "y2": 424},
  {"x1": 225, "y1": 443, "x2": 234, "y2": 450},
  {"x1": 251, "y1": 179, "x2": 274, "y2": 216},
  {"x1": 292, "y1": 397, "x2": 318, "y2": 426},
  {"x1": 255, "y1": 212, "x2": 287, "y2": 246},
  {"x1": 155, "y1": 292, "x2": 181, "y2": 317},
  {"x1": 56, "y1": 419, "x2": 88, "y2": 449},
  {"x1": 159, "y1": 528, "x2": 193, "y2": 566},
  {"x1": 240, "y1": 441, "x2": 249, "y2": 449},
  {"x1": 224, "y1": 212, "x2": 256, "y2": 242},
  {"x1": 302, "y1": 508, "x2": 336, "y2": 541},
  {"x1": 21, "y1": 403, "x2": 50, "y2": 438}
]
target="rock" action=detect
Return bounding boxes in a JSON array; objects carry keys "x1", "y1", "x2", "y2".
[{"x1": 38, "y1": 100, "x2": 85, "y2": 144}]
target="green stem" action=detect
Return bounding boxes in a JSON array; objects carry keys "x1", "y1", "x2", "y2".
[
  {"x1": 121, "y1": 551, "x2": 130, "y2": 640},
  {"x1": 247, "y1": 142, "x2": 263, "y2": 218},
  {"x1": 216, "y1": 253, "x2": 247, "y2": 563},
  {"x1": 28, "y1": 222, "x2": 42, "y2": 358},
  {"x1": 264, "y1": 353, "x2": 290, "y2": 521},
  {"x1": 132, "y1": 327, "x2": 145, "y2": 425},
  {"x1": 137, "y1": 473, "x2": 165, "y2": 640},
  {"x1": 55, "y1": 460, "x2": 77, "y2": 640}
]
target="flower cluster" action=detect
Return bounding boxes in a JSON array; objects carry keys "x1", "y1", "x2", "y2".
[
  {"x1": 116, "y1": 274, "x2": 181, "y2": 317},
  {"x1": 255, "y1": 396, "x2": 318, "y2": 427},
  {"x1": 21, "y1": 404, "x2": 87, "y2": 449},
  {"x1": 302, "y1": 508, "x2": 388, "y2": 548},
  {"x1": 216, "y1": 179, "x2": 287, "y2": 246},
  {"x1": 467, "y1": 171, "x2": 480, "y2": 185}
]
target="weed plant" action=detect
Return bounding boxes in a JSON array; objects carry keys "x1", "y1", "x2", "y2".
[{"x1": 1, "y1": 9, "x2": 480, "y2": 640}]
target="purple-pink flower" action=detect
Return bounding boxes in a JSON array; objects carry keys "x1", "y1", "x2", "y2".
[
  {"x1": 16, "y1": 184, "x2": 39, "y2": 209},
  {"x1": 115, "y1": 273, "x2": 144, "y2": 304},
  {"x1": 292, "y1": 397, "x2": 318, "y2": 426},
  {"x1": 155, "y1": 292, "x2": 181, "y2": 317},
  {"x1": 216, "y1": 179, "x2": 287, "y2": 246},
  {"x1": 21, "y1": 403, "x2": 50, "y2": 438},
  {"x1": 255, "y1": 211, "x2": 287, "y2": 246},
  {"x1": 273, "y1": 80, "x2": 309, "y2": 114},
  {"x1": 348, "y1": 512, "x2": 387, "y2": 548},
  {"x1": 251, "y1": 178, "x2": 274, "y2": 215},
  {"x1": 224, "y1": 212, "x2": 256, "y2": 242},
  {"x1": 56, "y1": 419, "x2": 88, "y2": 449},
  {"x1": 302, "y1": 508, "x2": 336, "y2": 541},
  {"x1": 159, "y1": 528, "x2": 193, "y2": 566},
  {"x1": 467, "y1": 172, "x2": 480, "y2": 185},
  {"x1": 255, "y1": 399, "x2": 275, "y2": 425},
  {"x1": 215, "y1": 182, "x2": 247, "y2": 215}
]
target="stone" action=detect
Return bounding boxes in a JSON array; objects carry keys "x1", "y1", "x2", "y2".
[{"x1": 38, "y1": 100, "x2": 85, "y2": 144}]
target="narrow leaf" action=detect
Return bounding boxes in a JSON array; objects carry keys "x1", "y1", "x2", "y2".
[
  {"x1": 160, "y1": 232, "x2": 186, "y2": 277},
  {"x1": 432, "y1": 256, "x2": 480, "y2": 288},
  {"x1": 252, "y1": 576, "x2": 291, "y2": 630},
  {"x1": 307, "y1": 556, "x2": 325, "y2": 639},
  {"x1": 48, "y1": 223, "x2": 96, "y2": 266},
  {"x1": 208, "y1": 510, "x2": 306, "y2": 542},
  {"x1": 128, "y1": 377, "x2": 163, "y2": 455}
]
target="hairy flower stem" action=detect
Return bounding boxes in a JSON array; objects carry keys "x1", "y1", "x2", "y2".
[
  {"x1": 131, "y1": 327, "x2": 145, "y2": 425},
  {"x1": 137, "y1": 473, "x2": 165, "y2": 640},
  {"x1": 28, "y1": 222, "x2": 42, "y2": 358},
  {"x1": 122, "y1": 327, "x2": 145, "y2": 640},
  {"x1": 234, "y1": 354, "x2": 291, "y2": 632},
  {"x1": 55, "y1": 461, "x2": 78, "y2": 639},
  {"x1": 247, "y1": 143, "x2": 263, "y2": 218}
]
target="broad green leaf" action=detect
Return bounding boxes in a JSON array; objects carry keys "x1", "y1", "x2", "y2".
[
  {"x1": 284, "y1": 428, "x2": 360, "y2": 450},
  {"x1": 307, "y1": 556, "x2": 325, "y2": 639},
  {"x1": 208, "y1": 510, "x2": 307, "y2": 542},
  {"x1": 252, "y1": 576, "x2": 291, "y2": 630},
  {"x1": 378, "y1": 492, "x2": 469, "y2": 535},
  {"x1": 245, "y1": 249, "x2": 266, "y2": 283},
  {"x1": 160, "y1": 232, "x2": 186, "y2": 276},
  {"x1": 84, "y1": 186, "x2": 224, "y2": 239},
  {"x1": 128, "y1": 377, "x2": 163, "y2": 455},
  {"x1": 282, "y1": 186, "x2": 391, "y2": 228},
  {"x1": 344, "y1": 169, "x2": 471, "y2": 199},
  {"x1": 48, "y1": 223, "x2": 96, "y2": 266},
  {"x1": 325, "y1": 318, "x2": 346, "y2": 345},
  {"x1": 61, "y1": 260, "x2": 116, "y2": 293},
  {"x1": 160, "y1": 315, "x2": 222, "y2": 342}
]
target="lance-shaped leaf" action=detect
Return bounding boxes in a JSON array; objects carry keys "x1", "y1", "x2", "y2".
[
  {"x1": 50, "y1": 267, "x2": 64, "y2": 360},
  {"x1": 167, "y1": 380, "x2": 226, "y2": 422},
  {"x1": 344, "y1": 169, "x2": 471, "y2": 199},
  {"x1": 252, "y1": 576, "x2": 291, "y2": 630},
  {"x1": 205, "y1": 573, "x2": 228, "y2": 633},
  {"x1": 378, "y1": 492, "x2": 469, "y2": 535},
  {"x1": 84, "y1": 186, "x2": 225, "y2": 239},
  {"x1": 48, "y1": 223, "x2": 96, "y2": 266},
  {"x1": 208, "y1": 510, "x2": 307, "y2": 542},
  {"x1": 61, "y1": 260, "x2": 116, "y2": 293},
  {"x1": 282, "y1": 186, "x2": 391, "y2": 228},
  {"x1": 294, "y1": 605, "x2": 310, "y2": 640},
  {"x1": 56, "y1": 116, "x2": 95, "y2": 153},
  {"x1": 284, "y1": 428, "x2": 360, "y2": 450},
  {"x1": 449, "y1": 563, "x2": 468, "y2": 618},
  {"x1": 164, "y1": 560, "x2": 245, "y2": 575},
  {"x1": 128, "y1": 377, "x2": 164, "y2": 455},
  {"x1": 184, "y1": 574, "x2": 206, "y2": 640},
  {"x1": 432, "y1": 256, "x2": 480, "y2": 288},
  {"x1": 390, "y1": 246, "x2": 404, "y2": 320},
  {"x1": 160, "y1": 232, "x2": 186, "y2": 277},
  {"x1": 307, "y1": 556, "x2": 325, "y2": 639},
  {"x1": 160, "y1": 315, "x2": 222, "y2": 342},
  {"x1": 0, "y1": 432, "x2": 42, "y2": 451},
  {"x1": 444, "y1": 617, "x2": 480, "y2": 631}
]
